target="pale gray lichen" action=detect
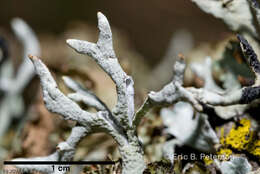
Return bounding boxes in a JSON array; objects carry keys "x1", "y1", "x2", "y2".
[
  {"x1": 190, "y1": 57, "x2": 223, "y2": 91},
  {"x1": 0, "y1": 18, "x2": 40, "y2": 140},
  {"x1": 186, "y1": 35, "x2": 260, "y2": 109},
  {"x1": 10, "y1": 11, "x2": 260, "y2": 174},
  {"x1": 12, "y1": 13, "x2": 145, "y2": 174},
  {"x1": 190, "y1": 0, "x2": 258, "y2": 37},
  {"x1": 133, "y1": 55, "x2": 203, "y2": 127},
  {"x1": 66, "y1": 13, "x2": 134, "y2": 128},
  {"x1": 13, "y1": 12, "x2": 207, "y2": 174},
  {"x1": 13, "y1": 126, "x2": 87, "y2": 174},
  {"x1": 161, "y1": 102, "x2": 219, "y2": 164},
  {"x1": 10, "y1": 18, "x2": 41, "y2": 92},
  {"x1": 63, "y1": 76, "x2": 107, "y2": 111},
  {"x1": 190, "y1": 56, "x2": 248, "y2": 119},
  {"x1": 215, "y1": 157, "x2": 252, "y2": 174}
]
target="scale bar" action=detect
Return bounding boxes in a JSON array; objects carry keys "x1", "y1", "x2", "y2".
[{"x1": 4, "y1": 161, "x2": 116, "y2": 165}]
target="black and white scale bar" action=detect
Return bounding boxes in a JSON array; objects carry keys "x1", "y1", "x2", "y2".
[{"x1": 4, "y1": 161, "x2": 116, "y2": 165}]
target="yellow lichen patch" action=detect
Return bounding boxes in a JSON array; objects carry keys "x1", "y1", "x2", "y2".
[
  {"x1": 217, "y1": 148, "x2": 233, "y2": 160},
  {"x1": 205, "y1": 119, "x2": 259, "y2": 165},
  {"x1": 219, "y1": 118, "x2": 260, "y2": 160},
  {"x1": 248, "y1": 140, "x2": 260, "y2": 158},
  {"x1": 203, "y1": 156, "x2": 213, "y2": 165},
  {"x1": 225, "y1": 119, "x2": 253, "y2": 151}
]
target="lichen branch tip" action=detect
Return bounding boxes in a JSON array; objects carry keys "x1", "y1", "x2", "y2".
[
  {"x1": 28, "y1": 54, "x2": 37, "y2": 60},
  {"x1": 178, "y1": 53, "x2": 185, "y2": 60}
]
